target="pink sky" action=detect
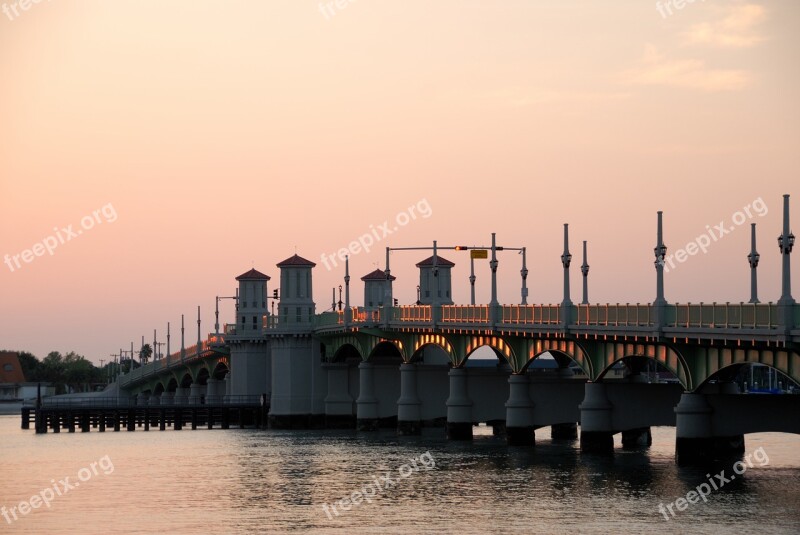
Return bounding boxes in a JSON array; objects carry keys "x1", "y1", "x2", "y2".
[{"x1": 1, "y1": 1, "x2": 798, "y2": 362}]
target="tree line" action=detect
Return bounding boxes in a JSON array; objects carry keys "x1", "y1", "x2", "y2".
[{"x1": 5, "y1": 350, "x2": 138, "y2": 395}]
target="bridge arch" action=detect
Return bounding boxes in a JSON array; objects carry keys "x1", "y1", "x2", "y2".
[
  {"x1": 594, "y1": 343, "x2": 690, "y2": 389},
  {"x1": 367, "y1": 340, "x2": 403, "y2": 361},
  {"x1": 195, "y1": 367, "x2": 210, "y2": 386},
  {"x1": 166, "y1": 377, "x2": 178, "y2": 392},
  {"x1": 332, "y1": 343, "x2": 364, "y2": 363},
  {"x1": 463, "y1": 336, "x2": 515, "y2": 370},
  {"x1": 153, "y1": 382, "x2": 165, "y2": 396},
  {"x1": 694, "y1": 361, "x2": 800, "y2": 393},
  {"x1": 519, "y1": 339, "x2": 593, "y2": 378},
  {"x1": 211, "y1": 361, "x2": 230, "y2": 380},
  {"x1": 179, "y1": 372, "x2": 192, "y2": 388},
  {"x1": 409, "y1": 334, "x2": 456, "y2": 365}
]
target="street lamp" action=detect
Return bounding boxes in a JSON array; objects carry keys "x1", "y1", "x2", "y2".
[{"x1": 338, "y1": 285, "x2": 343, "y2": 311}]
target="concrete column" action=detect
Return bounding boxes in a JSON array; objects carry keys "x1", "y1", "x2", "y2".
[
  {"x1": 397, "y1": 363, "x2": 421, "y2": 435},
  {"x1": 356, "y1": 362, "x2": 379, "y2": 431},
  {"x1": 205, "y1": 378, "x2": 220, "y2": 405},
  {"x1": 188, "y1": 383, "x2": 204, "y2": 404},
  {"x1": 674, "y1": 392, "x2": 744, "y2": 465},
  {"x1": 323, "y1": 363, "x2": 355, "y2": 428},
  {"x1": 223, "y1": 374, "x2": 231, "y2": 403},
  {"x1": 148, "y1": 393, "x2": 161, "y2": 406},
  {"x1": 160, "y1": 392, "x2": 174, "y2": 406},
  {"x1": 136, "y1": 392, "x2": 150, "y2": 406},
  {"x1": 173, "y1": 387, "x2": 189, "y2": 405},
  {"x1": 579, "y1": 382, "x2": 614, "y2": 453},
  {"x1": 446, "y1": 367, "x2": 473, "y2": 440},
  {"x1": 505, "y1": 374, "x2": 534, "y2": 445}
]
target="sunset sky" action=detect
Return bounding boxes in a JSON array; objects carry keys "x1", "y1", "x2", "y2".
[{"x1": 1, "y1": 1, "x2": 798, "y2": 363}]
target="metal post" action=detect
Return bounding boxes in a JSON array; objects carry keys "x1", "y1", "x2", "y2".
[
  {"x1": 778, "y1": 194, "x2": 795, "y2": 305},
  {"x1": 490, "y1": 233, "x2": 498, "y2": 307},
  {"x1": 433, "y1": 240, "x2": 439, "y2": 305},
  {"x1": 581, "y1": 240, "x2": 589, "y2": 305},
  {"x1": 520, "y1": 247, "x2": 528, "y2": 305},
  {"x1": 181, "y1": 314, "x2": 185, "y2": 361},
  {"x1": 344, "y1": 255, "x2": 351, "y2": 326},
  {"x1": 654, "y1": 211, "x2": 667, "y2": 306},
  {"x1": 215, "y1": 296, "x2": 220, "y2": 335},
  {"x1": 197, "y1": 306, "x2": 202, "y2": 355},
  {"x1": 561, "y1": 224, "x2": 572, "y2": 307},
  {"x1": 167, "y1": 322, "x2": 171, "y2": 363},
  {"x1": 469, "y1": 255, "x2": 476, "y2": 305},
  {"x1": 748, "y1": 223, "x2": 760, "y2": 304}
]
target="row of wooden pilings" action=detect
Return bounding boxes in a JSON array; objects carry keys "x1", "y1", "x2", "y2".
[{"x1": 21, "y1": 404, "x2": 268, "y2": 434}]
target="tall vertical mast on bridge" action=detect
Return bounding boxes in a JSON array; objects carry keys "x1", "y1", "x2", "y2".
[
  {"x1": 748, "y1": 223, "x2": 760, "y2": 304},
  {"x1": 778, "y1": 194, "x2": 795, "y2": 306},
  {"x1": 181, "y1": 314, "x2": 185, "y2": 361},
  {"x1": 520, "y1": 247, "x2": 528, "y2": 305},
  {"x1": 561, "y1": 224, "x2": 572, "y2": 307},
  {"x1": 490, "y1": 233, "x2": 498, "y2": 307},
  {"x1": 197, "y1": 306, "x2": 202, "y2": 356},
  {"x1": 777, "y1": 194, "x2": 795, "y2": 335},
  {"x1": 167, "y1": 322, "x2": 170, "y2": 362},
  {"x1": 344, "y1": 255, "x2": 351, "y2": 326},
  {"x1": 581, "y1": 240, "x2": 589, "y2": 305},
  {"x1": 654, "y1": 211, "x2": 667, "y2": 306}
]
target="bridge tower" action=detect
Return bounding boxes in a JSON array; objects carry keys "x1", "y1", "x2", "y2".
[
  {"x1": 416, "y1": 255, "x2": 454, "y2": 305},
  {"x1": 270, "y1": 254, "x2": 326, "y2": 428},
  {"x1": 228, "y1": 268, "x2": 271, "y2": 401},
  {"x1": 362, "y1": 268, "x2": 395, "y2": 315}
]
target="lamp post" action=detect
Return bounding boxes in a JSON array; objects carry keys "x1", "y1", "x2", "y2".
[
  {"x1": 581, "y1": 241, "x2": 589, "y2": 305},
  {"x1": 215, "y1": 294, "x2": 237, "y2": 335},
  {"x1": 748, "y1": 223, "x2": 760, "y2": 304},
  {"x1": 653, "y1": 211, "x2": 667, "y2": 306},
  {"x1": 777, "y1": 194, "x2": 795, "y2": 305},
  {"x1": 561, "y1": 224, "x2": 572, "y2": 307}
]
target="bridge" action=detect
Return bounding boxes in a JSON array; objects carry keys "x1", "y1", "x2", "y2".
[{"x1": 104, "y1": 196, "x2": 800, "y2": 463}]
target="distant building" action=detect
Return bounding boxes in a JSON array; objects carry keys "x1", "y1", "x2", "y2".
[{"x1": 0, "y1": 351, "x2": 55, "y2": 400}]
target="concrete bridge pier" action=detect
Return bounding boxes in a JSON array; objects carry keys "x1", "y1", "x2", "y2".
[
  {"x1": 505, "y1": 374, "x2": 534, "y2": 446},
  {"x1": 356, "y1": 362, "x2": 379, "y2": 431},
  {"x1": 223, "y1": 375, "x2": 231, "y2": 403},
  {"x1": 206, "y1": 378, "x2": 225, "y2": 404},
  {"x1": 173, "y1": 387, "x2": 189, "y2": 405},
  {"x1": 675, "y1": 392, "x2": 743, "y2": 465},
  {"x1": 148, "y1": 393, "x2": 161, "y2": 406},
  {"x1": 188, "y1": 383, "x2": 204, "y2": 404},
  {"x1": 136, "y1": 392, "x2": 150, "y2": 406},
  {"x1": 160, "y1": 392, "x2": 174, "y2": 406},
  {"x1": 397, "y1": 363, "x2": 422, "y2": 435},
  {"x1": 446, "y1": 367, "x2": 473, "y2": 440},
  {"x1": 324, "y1": 363, "x2": 355, "y2": 428},
  {"x1": 579, "y1": 382, "x2": 614, "y2": 453}
]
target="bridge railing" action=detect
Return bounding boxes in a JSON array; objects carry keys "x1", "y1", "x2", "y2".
[
  {"x1": 501, "y1": 304, "x2": 561, "y2": 325},
  {"x1": 575, "y1": 304, "x2": 653, "y2": 327},
  {"x1": 393, "y1": 305, "x2": 432, "y2": 322},
  {"x1": 440, "y1": 305, "x2": 490, "y2": 323},
  {"x1": 671, "y1": 302, "x2": 778, "y2": 329}
]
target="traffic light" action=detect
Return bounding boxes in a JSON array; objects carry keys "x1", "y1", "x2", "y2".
[
  {"x1": 393, "y1": 298, "x2": 398, "y2": 306},
  {"x1": 273, "y1": 289, "x2": 279, "y2": 299},
  {"x1": 455, "y1": 246, "x2": 469, "y2": 251}
]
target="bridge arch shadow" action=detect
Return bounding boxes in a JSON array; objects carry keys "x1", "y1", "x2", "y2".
[
  {"x1": 695, "y1": 362, "x2": 800, "y2": 394},
  {"x1": 593, "y1": 343, "x2": 690, "y2": 389}
]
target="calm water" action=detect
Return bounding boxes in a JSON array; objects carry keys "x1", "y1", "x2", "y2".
[{"x1": 0, "y1": 416, "x2": 798, "y2": 534}]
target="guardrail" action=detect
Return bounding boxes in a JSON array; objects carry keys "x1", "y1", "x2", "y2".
[
  {"x1": 394, "y1": 305, "x2": 432, "y2": 322},
  {"x1": 440, "y1": 305, "x2": 490, "y2": 323},
  {"x1": 576, "y1": 304, "x2": 653, "y2": 327},
  {"x1": 670, "y1": 302, "x2": 778, "y2": 329},
  {"x1": 501, "y1": 305, "x2": 561, "y2": 325}
]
